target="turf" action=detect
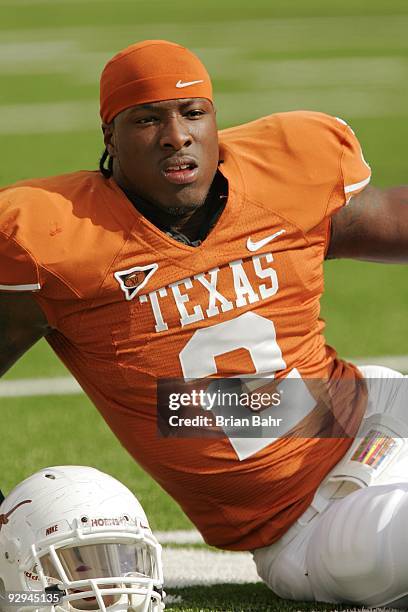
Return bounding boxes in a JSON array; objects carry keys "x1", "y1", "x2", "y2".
[
  {"x1": 165, "y1": 584, "x2": 347, "y2": 612},
  {"x1": 1, "y1": 1, "x2": 407, "y2": 610},
  {"x1": 0, "y1": 394, "x2": 192, "y2": 530},
  {"x1": 164, "y1": 585, "x2": 397, "y2": 611}
]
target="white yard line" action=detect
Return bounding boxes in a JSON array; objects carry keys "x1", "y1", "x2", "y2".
[
  {"x1": 156, "y1": 530, "x2": 204, "y2": 545},
  {"x1": 0, "y1": 41, "x2": 80, "y2": 67},
  {"x1": 1, "y1": 355, "x2": 407, "y2": 397},
  {"x1": 0, "y1": 376, "x2": 82, "y2": 396},
  {"x1": 1, "y1": 81, "x2": 408, "y2": 135},
  {"x1": 214, "y1": 87, "x2": 408, "y2": 126},
  {"x1": 1, "y1": 15, "x2": 407, "y2": 44},
  {"x1": 11, "y1": 0, "x2": 130, "y2": 3},
  {"x1": 2, "y1": 0, "x2": 140, "y2": 4},
  {"x1": 353, "y1": 355, "x2": 408, "y2": 371},
  {"x1": 0, "y1": 101, "x2": 98, "y2": 134},
  {"x1": 162, "y1": 547, "x2": 261, "y2": 587}
]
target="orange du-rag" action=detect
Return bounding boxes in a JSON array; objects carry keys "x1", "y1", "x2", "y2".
[{"x1": 100, "y1": 40, "x2": 213, "y2": 123}]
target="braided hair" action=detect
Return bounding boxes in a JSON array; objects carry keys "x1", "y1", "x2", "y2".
[{"x1": 99, "y1": 148, "x2": 113, "y2": 178}]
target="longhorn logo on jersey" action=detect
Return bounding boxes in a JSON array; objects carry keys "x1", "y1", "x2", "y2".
[{"x1": 114, "y1": 263, "x2": 158, "y2": 301}]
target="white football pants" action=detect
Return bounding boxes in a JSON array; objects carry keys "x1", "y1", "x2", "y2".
[{"x1": 253, "y1": 365, "x2": 408, "y2": 609}]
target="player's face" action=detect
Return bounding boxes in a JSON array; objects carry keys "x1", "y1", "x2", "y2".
[{"x1": 105, "y1": 98, "x2": 219, "y2": 215}]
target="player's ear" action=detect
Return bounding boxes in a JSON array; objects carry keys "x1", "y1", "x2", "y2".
[{"x1": 102, "y1": 122, "x2": 116, "y2": 157}]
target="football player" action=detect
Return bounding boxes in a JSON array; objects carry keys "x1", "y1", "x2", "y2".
[
  {"x1": 0, "y1": 466, "x2": 164, "y2": 612},
  {"x1": 0, "y1": 40, "x2": 407, "y2": 607}
]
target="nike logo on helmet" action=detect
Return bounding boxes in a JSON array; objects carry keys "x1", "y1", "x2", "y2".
[
  {"x1": 176, "y1": 79, "x2": 204, "y2": 88},
  {"x1": 246, "y1": 230, "x2": 286, "y2": 252}
]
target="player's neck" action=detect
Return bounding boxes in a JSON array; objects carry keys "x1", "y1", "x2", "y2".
[{"x1": 119, "y1": 171, "x2": 228, "y2": 245}]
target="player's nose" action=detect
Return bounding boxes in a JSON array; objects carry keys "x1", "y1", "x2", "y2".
[{"x1": 159, "y1": 117, "x2": 192, "y2": 150}]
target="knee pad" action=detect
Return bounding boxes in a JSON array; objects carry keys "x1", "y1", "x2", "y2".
[{"x1": 306, "y1": 483, "x2": 408, "y2": 608}]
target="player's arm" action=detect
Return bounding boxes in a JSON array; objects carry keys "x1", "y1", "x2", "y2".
[
  {"x1": 326, "y1": 185, "x2": 408, "y2": 263},
  {"x1": 0, "y1": 292, "x2": 52, "y2": 377}
]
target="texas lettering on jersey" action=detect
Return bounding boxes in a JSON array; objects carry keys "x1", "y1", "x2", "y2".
[{"x1": 139, "y1": 253, "x2": 278, "y2": 332}]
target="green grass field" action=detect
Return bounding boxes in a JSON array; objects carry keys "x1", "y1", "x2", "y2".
[{"x1": 1, "y1": 0, "x2": 407, "y2": 610}]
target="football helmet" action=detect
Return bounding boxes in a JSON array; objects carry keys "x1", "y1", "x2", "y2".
[{"x1": 0, "y1": 466, "x2": 164, "y2": 612}]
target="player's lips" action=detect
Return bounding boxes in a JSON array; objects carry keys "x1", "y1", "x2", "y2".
[{"x1": 160, "y1": 156, "x2": 199, "y2": 185}]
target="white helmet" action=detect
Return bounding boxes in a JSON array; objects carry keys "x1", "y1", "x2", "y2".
[{"x1": 0, "y1": 466, "x2": 164, "y2": 612}]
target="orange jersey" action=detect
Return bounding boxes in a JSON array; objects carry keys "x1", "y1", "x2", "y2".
[{"x1": 0, "y1": 111, "x2": 371, "y2": 550}]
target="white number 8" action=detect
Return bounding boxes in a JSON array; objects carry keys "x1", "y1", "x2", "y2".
[{"x1": 179, "y1": 312, "x2": 315, "y2": 460}]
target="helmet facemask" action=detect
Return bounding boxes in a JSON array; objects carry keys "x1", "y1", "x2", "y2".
[{"x1": 26, "y1": 523, "x2": 164, "y2": 612}]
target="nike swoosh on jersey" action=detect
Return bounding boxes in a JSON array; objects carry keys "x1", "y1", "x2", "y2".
[
  {"x1": 175, "y1": 79, "x2": 204, "y2": 88},
  {"x1": 246, "y1": 230, "x2": 286, "y2": 252}
]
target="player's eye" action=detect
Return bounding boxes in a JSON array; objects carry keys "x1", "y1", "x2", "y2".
[
  {"x1": 185, "y1": 109, "x2": 205, "y2": 119},
  {"x1": 135, "y1": 116, "x2": 158, "y2": 125}
]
